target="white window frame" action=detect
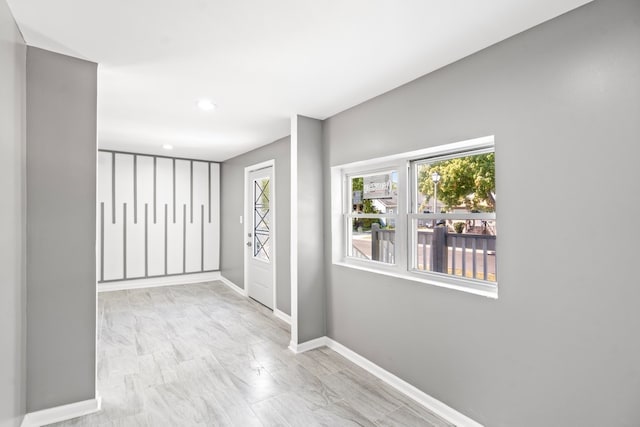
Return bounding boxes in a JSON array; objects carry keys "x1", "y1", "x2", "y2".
[
  {"x1": 331, "y1": 135, "x2": 498, "y2": 299},
  {"x1": 343, "y1": 164, "x2": 407, "y2": 275}
]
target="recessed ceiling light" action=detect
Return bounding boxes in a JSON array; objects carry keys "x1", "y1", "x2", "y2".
[
  {"x1": 197, "y1": 99, "x2": 216, "y2": 111},
  {"x1": 162, "y1": 144, "x2": 173, "y2": 150}
]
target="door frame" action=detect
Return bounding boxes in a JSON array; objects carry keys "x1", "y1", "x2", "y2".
[{"x1": 244, "y1": 159, "x2": 277, "y2": 311}]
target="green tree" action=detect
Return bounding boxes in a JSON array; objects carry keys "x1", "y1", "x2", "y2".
[{"x1": 418, "y1": 153, "x2": 495, "y2": 212}]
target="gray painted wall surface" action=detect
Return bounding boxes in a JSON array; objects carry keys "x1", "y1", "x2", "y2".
[
  {"x1": 323, "y1": 1, "x2": 640, "y2": 426},
  {"x1": 220, "y1": 136, "x2": 291, "y2": 315},
  {"x1": 0, "y1": 2, "x2": 26, "y2": 425},
  {"x1": 26, "y1": 47, "x2": 97, "y2": 411},
  {"x1": 295, "y1": 116, "x2": 326, "y2": 343}
]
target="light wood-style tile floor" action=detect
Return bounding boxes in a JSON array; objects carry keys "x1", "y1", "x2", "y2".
[{"x1": 49, "y1": 281, "x2": 454, "y2": 426}]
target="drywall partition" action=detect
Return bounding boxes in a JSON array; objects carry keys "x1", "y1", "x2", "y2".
[
  {"x1": 292, "y1": 115, "x2": 325, "y2": 345},
  {"x1": 323, "y1": 0, "x2": 640, "y2": 426},
  {"x1": 0, "y1": 1, "x2": 26, "y2": 425},
  {"x1": 26, "y1": 47, "x2": 97, "y2": 411},
  {"x1": 220, "y1": 136, "x2": 291, "y2": 315},
  {"x1": 97, "y1": 151, "x2": 220, "y2": 282}
]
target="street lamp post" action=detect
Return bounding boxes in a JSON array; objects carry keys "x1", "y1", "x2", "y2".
[
  {"x1": 430, "y1": 171, "x2": 446, "y2": 272},
  {"x1": 431, "y1": 171, "x2": 441, "y2": 214}
]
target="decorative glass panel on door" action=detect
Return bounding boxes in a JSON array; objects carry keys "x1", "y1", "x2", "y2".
[{"x1": 253, "y1": 177, "x2": 270, "y2": 261}]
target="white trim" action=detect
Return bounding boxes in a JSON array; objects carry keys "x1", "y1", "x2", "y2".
[
  {"x1": 334, "y1": 261, "x2": 498, "y2": 299},
  {"x1": 218, "y1": 275, "x2": 248, "y2": 296},
  {"x1": 333, "y1": 135, "x2": 494, "y2": 170},
  {"x1": 345, "y1": 213, "x2": 399, "y2": 219},
  {"x1": 286, "y1": 336, "x2": 482, "y2": 426},
  {"x1": 324, "y1": 338, "x2": 483, "y2": 427},
  {"x1": 408, "y1": 212, "x2": 496, "y2": 221},
  {"x1": 97, "y1": 271, "x2": 221, "y2": 292},
  {"x1": 243, "y1": 163, "x2": 249, "y2": 302},
  {"x1": 290, "y1": 115, "x2": 299, "y2": 346},
  {"x1": 274, "y1": 309, "x2": 292, "y2": 324},
  {"x1": 21, "y1": 397, "x2": 102, "y2": 427},
  {"x1": 220, "y1": 276, "x2": 292, "y2": 327},
  {"x1": 94, "y1": 152, "x2": 100, "y2": 399},
  {"x1": 330, "y1": 167, "x2": 343, "y2": 265},
  {"x1": 94, "y1": 277, "x2": 99, "y2": 404},
  {"x1": 288, "y1": 336, "x2": 328, "y2": 354},
  {"x1": 271, "y1": 163, "x2": 277, "y2": 313},
  {"x1": 342, "y1": 158, "x2": 407, "y2": 277},
  {"x1": 244, "y1": 160, "x2": 277, "y2": 311}
]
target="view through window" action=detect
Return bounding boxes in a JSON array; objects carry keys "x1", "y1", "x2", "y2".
[
  {"x1": 338, "y1": 137, "x2": 497, "y2": 295},
  {"x1": 411, "y1": 151, "x2": 496, "y2": 283},
  {"x1": 347, "y1": 171, "x2": 399, "y2": 264}
]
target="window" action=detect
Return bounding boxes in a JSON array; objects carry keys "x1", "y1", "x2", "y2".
[
  {"x1": 253, "y1": 177, "x2": 271, "y2": 261},
  {"x1": 333, "y1": 136, "x2": 497, "y2": 297},
  {"x1": 346, "y1": 170, "x2": 399, "y2": 264}
]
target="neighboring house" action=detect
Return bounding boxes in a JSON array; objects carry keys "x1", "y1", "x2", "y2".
[{"x1": 372, "y1": 196, "x2": 397, "y2": 214}]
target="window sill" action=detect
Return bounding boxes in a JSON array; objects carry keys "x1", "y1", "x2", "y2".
[{"x1": 333, "y1": 261, "x2": 498, "y2": 299}]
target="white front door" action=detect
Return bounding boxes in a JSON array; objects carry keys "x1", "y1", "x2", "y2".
[{"x1": 245, "y1": 165, "x2": 274, "y2": 309}]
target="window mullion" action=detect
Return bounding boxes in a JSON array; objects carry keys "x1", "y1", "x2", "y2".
[{"x1": 393, "y1": 160, "x2": 407, "y2": 274}]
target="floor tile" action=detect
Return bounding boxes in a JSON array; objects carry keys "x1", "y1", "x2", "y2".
[{"x1": 46, "y1": 281, "x2": 452, "y2": 427}]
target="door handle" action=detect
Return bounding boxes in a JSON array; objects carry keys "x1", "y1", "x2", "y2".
[{"x1": 246, "y1": 242, "x2": 252, "y2": 247}]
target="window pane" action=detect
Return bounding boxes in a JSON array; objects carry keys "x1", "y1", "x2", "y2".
[
  {"x1": 253, "y1": 178, "x2": 270, "y2": 261},
  {"x1": 415, "y1": 152, "x2": 495, "y2": 214},
  {"x1": 349, "y1": 218, "x2": 395, "y2": 264},
  {"x1": 351, "y1": 171, "x2": 398, "y2": 214},
  {"x1": 413, "y1": 151, "x2": 496, "y2": 282},
  {"x1": 413, "y1": 219, "x2": 496, "y2": 282}
]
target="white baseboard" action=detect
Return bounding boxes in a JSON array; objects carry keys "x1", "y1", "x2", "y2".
[
  {"x1": 98, "y1": 271, "x2": 221, "y2": 292},
  {"x1": 324, "y1": 338, "x2": 483, "y2": 427},
  {"x1": 288, "y1": 336, "x2": 328, "y2": 354},
  {"x1": 21, "y1": 396, "x2": 101, "y2": 427},
  {"x1": 218, "y1": 275, "x2": 248, "y2": 296},
  {"x1": 287, "y1": 336, "x2": 481, "y2": 426},
  {"x1": 274, "y1": 309, "x2": 292, "y2": 325},
  {"x1": 220, "y1": 276, "x2": 292, "y2": 327}
]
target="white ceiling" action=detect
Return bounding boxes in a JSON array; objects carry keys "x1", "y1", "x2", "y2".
[{"x1": 8, "y1": 0, "x2": 591, "y2": 161}]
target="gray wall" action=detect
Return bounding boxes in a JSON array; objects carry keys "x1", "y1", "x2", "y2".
[
  {"x1": 322, "y1": 1, "x2": 640, "y2": 426},
  {"x1": 0, "y1": 1, "x2": 26, "y2": 425},
  {"x1": 26, "y1": 47, "x2": 97, "y2": 411},
  {"x1": 221, "y1": 136, "x2": 291, "y2": 315},
  {"x1": 294, "y1": 116, "x2": 326, "y2": 343}
]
